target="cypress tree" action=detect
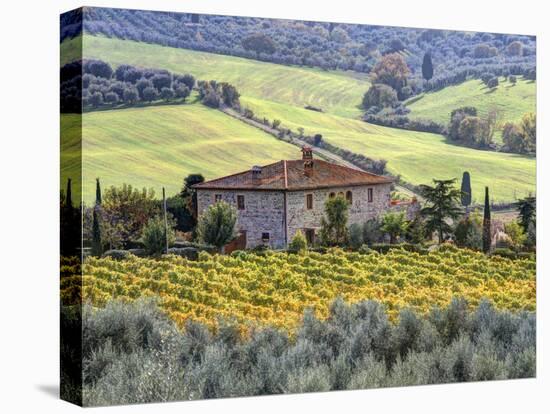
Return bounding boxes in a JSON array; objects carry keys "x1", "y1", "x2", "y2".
[
  {"x1": 460, "y1": 171, "x2": 472, "y2": 209},
  {"x1": 95, "y1": 178, "x2": 102, "y2": 206},
  {"x1": 482, "y1": 186, "x2": 491, "y2": 253},
  {"x1": 91, "y1": 207, "x2": 102, "y2": 257},
  {"x1": 61, "y1": 177, "x2": 79, "y2": 257},
  {"x1": 65, "y1": 178, "x2": 73, "y2": 209},
  {"x1": 91, "y1": 178, "x2": 103, "y2": 256},
  {"x1": 422, "y1": 52, "x2": 434, "y2": 81}
]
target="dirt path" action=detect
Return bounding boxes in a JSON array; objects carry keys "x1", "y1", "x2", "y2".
[{"x1": 220, "y1": 106, "x2": 423, "y2": 201}]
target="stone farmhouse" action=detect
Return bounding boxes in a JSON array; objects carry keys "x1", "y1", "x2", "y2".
[{"x1": 194, "y1": 147, "x2": 415, "y2": 250}]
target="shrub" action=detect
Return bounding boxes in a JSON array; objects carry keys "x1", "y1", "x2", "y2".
[
  {"x1": 454, "y1": 215, "x2": 482, "y2": 250},
  {"x1": 362, "y1": 84, "x2": 398, "y2": 110},
  {"x1": 140, "y1": 216, "x2": 176, "y2": 255},
  {"x1": 167, "y1": 247, "x2": 199, "y2": 260},
  {"x1": 362, "y1": 218, "x2": 383, "y2": 245},
  {"x1": 101, "y1": 250, "x2": 131, "y2": 260},
  {"x1": 122, "y1": 87, "x2": 138, "y2": 104},
  {"x1": 348, "y1": 223, "x2": 363, "y2": 249},
  {"x1": 487, "y1": 77, "x2": 499, "y2": 88},
  {"x1": 319, "y1": 196, "x2": 349, "y2": 246},
  {"x1": 492, "y1": 248, "x2": 517, "y2": 259},
  {"x1": 381, "y1": 211, "x2": 408, "y2": 244},
  {"x1": 174, "y1": 84, "x2": 190, "y2": 100},
  {"x1": 196, "y1": 201, "x2": 238, "y2": 251},
  {"x1": 504, "y1": 221, "x2": 526, "y2": 250},
  {"x1": 142, "y1": 86, "x2": 159, "y2": 102},
  {"x1": 289, "y1": 230, "x2": 308, "y2": 253},
  {"x1": 160, "y1": 87, "x2": 174, "y2": 101},
  {"x1": 481, "y1": 72, "x2": 494, "y2": 84},
  {"x1": 104, "y1": 91, "x2": 119, "y2": 105}
]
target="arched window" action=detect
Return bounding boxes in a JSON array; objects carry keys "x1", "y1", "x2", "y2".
[
  {"x1": 329, "y1": 192, "x2": 335, "y2": 199},
  {"x1": 338, "y1": 191, "x2": 344, "y2": 198},
  {"x1": 346, "y1": 190, "x2": 353, "y2": 205}
]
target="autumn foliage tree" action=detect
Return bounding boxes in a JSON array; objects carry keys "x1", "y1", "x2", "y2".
[{"x1": 370, "y1": 53, "x2": 410, "y2": 99}]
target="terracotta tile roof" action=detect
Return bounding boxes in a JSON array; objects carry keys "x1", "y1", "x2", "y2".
[{"x1": 193, "y1": 159, "x2": 393, "y2": 191}]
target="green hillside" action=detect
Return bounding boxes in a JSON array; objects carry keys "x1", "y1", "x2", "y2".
[
  {"x1": 406, "y1": 77, "x2": 536, "y2": 141},
  {"x1": 60, "y1": 35, "x2": 536, "y2": 203},
  {"x1": 242, "y1": 97, "x2": 535, "y2": 203},
  {"x1": 62, "y1": 35, "x2": 368, "y2": 119},
  {"x1": 61, "y1": 102, "x2": 300, "y2": 203}
]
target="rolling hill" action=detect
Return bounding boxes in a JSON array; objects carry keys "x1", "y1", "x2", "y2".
[
  {"x1": 241, "y1": 97, "x2": 535, "y2": 203},
  {"x1": 62, "y1": 35, "x2": 368, "y2": 119},
  {"x1": 406, "y1": 77, "x2": 536, "y2": 141},
  {"x1": 60, "y1": 35, "x2": 536, "y2": 203},
  {"x1": 61, "y1": 102, "x2": 300, "y2": 203}
]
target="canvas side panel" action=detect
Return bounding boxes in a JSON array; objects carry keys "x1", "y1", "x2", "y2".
[{"x1": 60, "y1": 7, "x2": 83, "y2": 407}]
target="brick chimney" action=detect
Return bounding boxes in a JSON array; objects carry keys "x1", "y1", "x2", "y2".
[
  {"x1": 251, "y1": 165, "x2": 262, "y2": 181},
  {"x1": 302, "y1": 146, "x2": 313, "y2": 176}
]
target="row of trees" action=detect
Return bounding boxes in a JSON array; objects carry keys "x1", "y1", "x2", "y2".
[
  {"x1": 67, "y1": 8, "x2": 535, "y2": 89},
  {"x1": 61, "y1": 59, "x2": 242, "y2": 113},
  {"x1": 197, "y1": 80, "x2": 241, "y2": 109},
  {"x1": 68, "y1": 171, "x2": 535, "y2": 259},
  {"x1": 290, "y1": 176, "x2": 535, "y2": 254},
  {"x1": 447, "y1": 106, "x2": 536, "y2": 154},
  {"x1": 78, "y1": 297, "x2": 535, "y2": 405},
  {"x1": 82, "y1": 173, "x2": 211, "y2": 257},
  {"x1": 61, "y1": 60, "x2": 194, "y2": 113}
]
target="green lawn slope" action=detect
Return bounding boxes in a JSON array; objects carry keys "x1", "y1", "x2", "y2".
[
  {"x1": 406, "y1": 77, "x2": 536, "y2": 141},
  {"x1": 61, "y1": 102, "x2": 300, "y2": 203},
  {"x1": 242, "y1": 97, "x2": 535, "y2": 203},
  {"x1": 62, "y1": 35, "x2": 368, "y2": 119}
]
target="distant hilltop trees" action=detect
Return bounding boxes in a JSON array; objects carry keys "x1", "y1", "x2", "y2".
[
  {"x1": 62, "y1": 8, "x2": 535, "y2": 92},
  {"x1": 60, "y1": 59, "x2": 241, "y2": 113}
]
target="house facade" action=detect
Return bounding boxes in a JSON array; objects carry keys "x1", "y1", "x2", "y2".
[{"x1": 194, "y1": 148, "x2": 396, "y2": 250}]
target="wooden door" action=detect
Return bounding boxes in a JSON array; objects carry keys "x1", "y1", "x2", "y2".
[{"x1": 224, "y1": 231, "x2": 247, "y2": 254}]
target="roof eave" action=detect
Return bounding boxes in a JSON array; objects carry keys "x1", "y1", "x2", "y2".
[{"x1": 194, "y1": 179, "x2": 393, "y2": 192}]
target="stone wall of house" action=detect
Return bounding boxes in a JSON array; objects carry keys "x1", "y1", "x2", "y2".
[
  {"x1": 286, "y1": 183, "x2": 392, "y2": 243},
  {"x1": 389, "y1": 199, "x2": 421, "y2": 220},
  {"x1": 196, "y1": 189, "x2": 287, "y2": 249}
]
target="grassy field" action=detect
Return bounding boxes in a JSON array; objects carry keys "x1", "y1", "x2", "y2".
[
  {"x1": 62, "y1": 35, "x2": 368, "y2": 119},
  {"x1": 242, "y1": 97, "x2": 535, "y2": 203},
  {"x1": 60, "y1": 35, "x2": 536, "y2": 203},
  {"x1": 406, "y1": 77, "x2": 536, "y2": 141},
  {"x1": 61, "y1": 101, "x2": 300, "y2": 203}
]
